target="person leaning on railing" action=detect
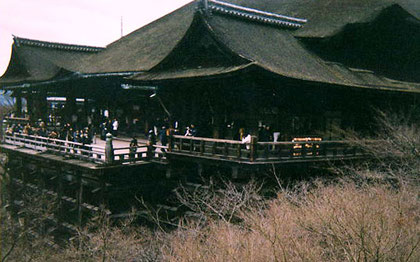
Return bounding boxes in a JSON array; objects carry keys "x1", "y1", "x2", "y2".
[
  {"x1": 129, "y1": 137, "x2": 138, "y2": 163},
  {"x1": 242, "y1": 131, "x2": 252, "y2": 150},
  {"x1": 23, "y1": 123, "x2": 33, "y2": 135},
  {"x1": 5, "y1": 125, "x2": 14, "y2": 136}
]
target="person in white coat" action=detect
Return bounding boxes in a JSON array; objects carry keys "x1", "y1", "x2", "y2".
[{"x1": 112, "y1": 118, "x2": 119, "y2": 137}]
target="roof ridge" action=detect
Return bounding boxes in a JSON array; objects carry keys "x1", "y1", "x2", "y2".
[
  {"x1": 13, "y1": 36, "x2": 104, "y2": 52},
  {"x1": 204, "y1": 0, "x2": 307, "y2": 29}
]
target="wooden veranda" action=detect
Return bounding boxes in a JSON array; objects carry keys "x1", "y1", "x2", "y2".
[{"x1": 2, "y1": 133, "x2": 369, "y2": 168}]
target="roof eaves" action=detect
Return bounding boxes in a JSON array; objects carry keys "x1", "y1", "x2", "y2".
[
  {"x1": 205, "y1": 0, "x2": 307, "y2": 29},
  {"x1": 1, "y1": 71, "x2": 138, "y2": 90},
  {"x1": 13, "y1": 36, "x2": 105, "y2": 53},
  {"x1": 256, "y1": 61, "x2": 420, "y2": 94}
]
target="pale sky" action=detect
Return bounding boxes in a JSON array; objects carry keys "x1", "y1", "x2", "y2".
[{"x1": 0, "y1": 0, "x2": 193, "y2": 75}]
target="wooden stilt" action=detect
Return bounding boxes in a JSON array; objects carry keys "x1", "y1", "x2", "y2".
[
  {"x1": 77, "y1": 173, "x2": 83, "y2": 225},
  {"x1": 197, "y1": 163, "x2": 203, "y2": 177},
  {"x1": 57, "y1": 168, "x2": 63, "y2": 222},
  {"x1": 166, "y1": 166, "x2": 172, "y2": 179},
  {"x1": 232, "y1": 166, "x2": 239, "y2": 179}
]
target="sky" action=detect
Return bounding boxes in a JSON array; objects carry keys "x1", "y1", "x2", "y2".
[{"x1": 0, "y1": 0, "x2": 192, "y2": 76}]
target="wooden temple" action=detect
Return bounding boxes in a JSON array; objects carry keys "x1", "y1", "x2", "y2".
[{"x1": 1, "y1": 0, "x2": 419, "y2": 227}]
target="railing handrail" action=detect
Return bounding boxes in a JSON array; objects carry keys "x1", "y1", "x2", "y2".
[
  {"x1": 4, "y1": 133, "x2": 106, "y2": 163},
  {"x1": 172, "y1": 135, "x2": 243, "y2": 144},
  {"x1": 4, "y1": 116, "x2": 30, "y2": 121},
  {"x1": 4, "y1": 133, "x2": 169, "y2": 165},
  {"x1": 9, "y1": 133, "x2": 104, "y2": 150},
  {"x1": 113, "y1": 145, "x2": 148, "y2": 151},
  {"x1": 172, "y1": 134, "x2": 368, "y2": 145},
  {"x1": 258, "y1": 140, "x2": 348, "y2": 145}
]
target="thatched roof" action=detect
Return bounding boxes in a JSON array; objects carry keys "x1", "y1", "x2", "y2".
[
  {"x1": 218, "y1": 0, "x2": 419, "y2": 38},
  {"x1": 131, "y1": 0, "x2": 420, "y2": 92},
  {"x1": 75, "y1": 3, "x2": 197, "y2": 74},
  {"x1": 134, "y1": 63, "x2": 255, "y2": 81},
  {"x1": 1, "y1": 0, "x2": 419, "y2": 93},
  {"x1": 0, "y1": 37, "x2": 103, "y2": 85}
]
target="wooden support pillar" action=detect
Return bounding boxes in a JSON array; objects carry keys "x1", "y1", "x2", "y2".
[
  {"x1": 37, "y1": 90, "x2": 48, "y2": 122},
  {"x1": 165, "y1": 166, "x2": 172, "y2": 179},
  {"x1": 76, "y1": 173, "x2": 83, "y2": 225},
  {"x1": 14, "y1": 91, "x2": 22, "y2": 117},
  {"x1": 6, "y1": 156, "x2": 18, "y2": 215},
  {"x1": 26, "y1": 95, "x2": 33, "y2": 122},
  {"x1": 66, "y1": 94, "x2": 77, "y2": 126},
  {"x1": 56, "y1": 168, "x2": 63, "y2": 222},
  {"x1": 197, "y1": 163, "x2": 203, "y2": 177},
  {"x1": 98, "y1": 170, "x2": 108, "y2": 209},
  {"x1": 232, "y1": 166, "x2": 239, "y2": 180},
  {"x1": 37, "y1": 166, "x2": 45, "y2": 189}
]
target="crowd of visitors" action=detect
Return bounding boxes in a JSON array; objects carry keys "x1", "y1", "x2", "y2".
[
  {"x1": 5, "y1": 113, "x2": 282, "y2": 151},
  {"x1": 5, "y1": 120, "x2": 95, "y2": 145}
]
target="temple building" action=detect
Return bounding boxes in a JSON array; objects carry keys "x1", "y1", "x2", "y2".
[{"x1": 1, "y1": 0, "x2": 419, "y2": 228}]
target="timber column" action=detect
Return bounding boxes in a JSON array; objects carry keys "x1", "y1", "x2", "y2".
[
  {"x1": 35, "y1": 89, "x2": 48, "y2": 122},
  {"x1": 105, "y1": 133, "x2": 114, "y2": 165},
  {"x1": 26, "y1": 95, "x2": 33, "y2": 121},
  {"x1": 14, "y1": 90, "x2": 22, "y2": 117},
  {"x1": 65, "y1": 92, "x2": 77, "y2": 126}
]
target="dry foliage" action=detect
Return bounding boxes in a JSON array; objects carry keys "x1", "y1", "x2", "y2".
[
  {"x1": 336, "y1": 110, "x2": 420, "y2": 184},
  {"x1": 60, "y1": 210, "x2": 164, "y2": 262},
  {"x1": 164, "y1": 181, "x2": 420, "y2": 262},
  {"x1": 0, "y1": 188, "x2": 59, "y2": 262},
  {"x1": 174, "y1": 178, "x2": 263, "y2": 225}
]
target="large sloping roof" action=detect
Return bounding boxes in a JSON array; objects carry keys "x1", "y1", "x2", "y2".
[
  {"x1": 0, "y1": 37, "x2": 103, "y2": 85},
  {"x1": 1, "y1": 0, "x2": 419, "y2": 93},
  {"x1": 75, "y1": 3, "x2": 197, "y2": 74},
  {"x1": 131, "y1": 0, "x2": 420, "y2": 93},
  {"x1": 220, "y1": 0, "x2": 419, "y2": 38}
]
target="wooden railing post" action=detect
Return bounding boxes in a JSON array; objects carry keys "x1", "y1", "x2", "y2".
[
  {"x1": 200, "y1": 140, "x2": 205, "y2": 155},
  {"x1": 224, "y1": 142, "x2": 229, "y2": 157},
  {"x1": 322, "y1": 143, "x2": 327, "y2": 156},
  {"x1": 147, "y1": 140, "x2": 155, "y2": 160},
  {"x1": 167, "y1": 130, "x2": 173, "y2": 152},
  {"x1": 179, "y1": 138, "x2": 184, "y2": 151},
  {"x1": 250, "y1": 136, "x2": 258, "y2": 162},
  {"x1": 237, "y1": 143, "x2": 242, "y2": 159},
  {"x1": 105, "y1": 133, "x2": 114, "y2": 165},
  {"x1": 1, "y1": 118, "x2": 8, "y2": 142},
  {"x1": 301, "y1": 143, "x2": 307, "y2": 158},
  {"x1": 289, "y1": 143, "x2": 295, "y2": 159},
  {"x1": 264, "y1": 144, "x2": 269, "y2": 158},
  {"x1": 212, "y1": 141, "x2": 217, "y2": 155},
  {"x1": 312, "y1": 143, "x2": 318, "y2": 156},
  {"x1": 189, "y1": 139, "x2": 193, "y2": 153}
]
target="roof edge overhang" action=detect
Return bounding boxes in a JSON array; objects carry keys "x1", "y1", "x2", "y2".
[
  {"x1": 13, "y1": 35, "x2": 105, "y2": 52},
  {"x1": 1, "y1": 71, "x2": 140, "y2": 91},
  {"x1": 129, "y1": 63, "x2": 256, "y2": 82},
  {"x1": 256, "y1": 63, "x2": 420, "y2": 94},
  {"x1": 204, "y1": 0, "x2": 307, "y2": 29},
  {"x1": 0, "y1": 35, "x2": 107, "y2": 88},
  {"x1": 131, "y1": 61, "x2": 420, "y2": 95}
]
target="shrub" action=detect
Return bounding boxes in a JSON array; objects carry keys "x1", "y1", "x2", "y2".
[{"x1": 164, "y1": 181, "x2": 420, "y2": 262}]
